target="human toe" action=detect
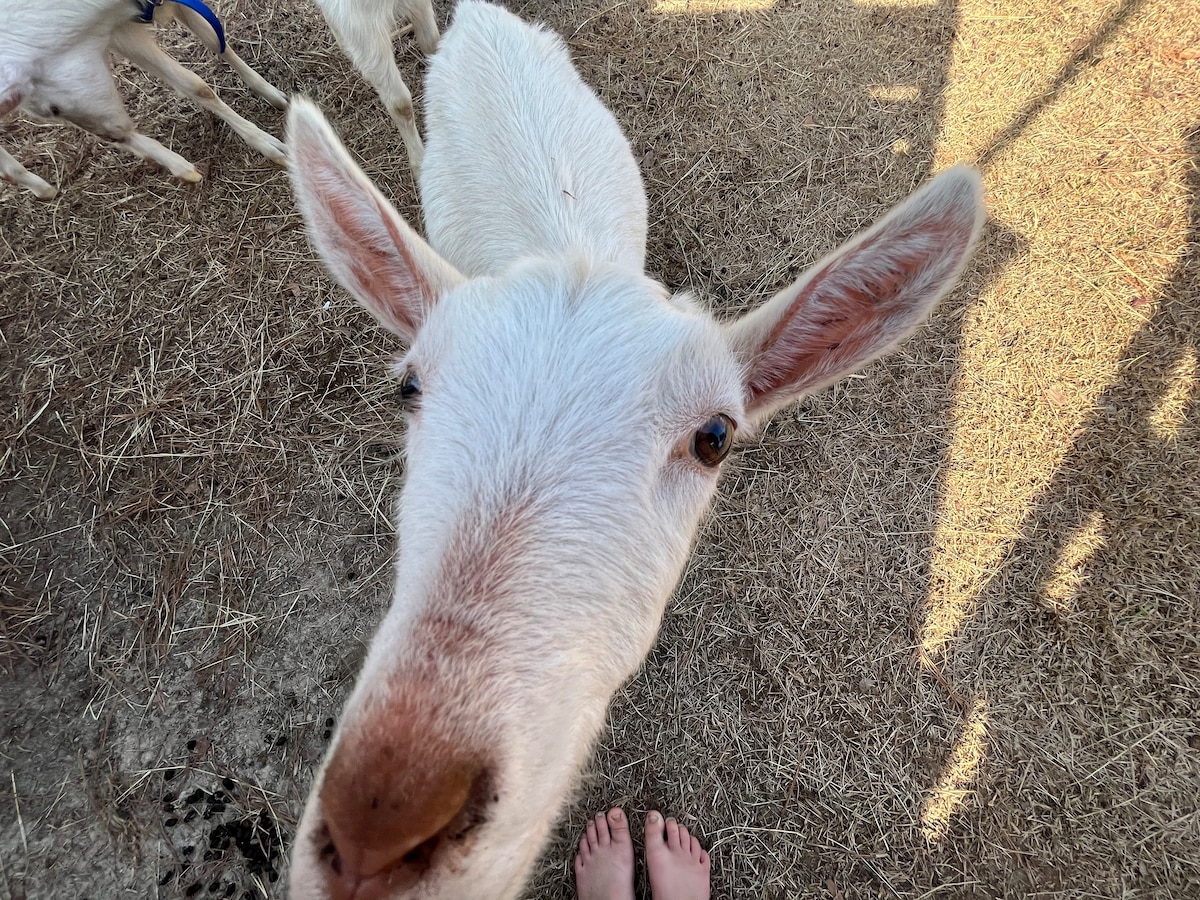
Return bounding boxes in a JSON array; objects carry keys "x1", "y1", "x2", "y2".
[
  {"x1": 595, "y1": 811, "x2": 612, "y2": 846},
  {"x1": 665, "y1": 817, "x2": 681, "y2": 850},
  {"x1": 607, "y1": 807, "x2": 629, "y2": 837}
]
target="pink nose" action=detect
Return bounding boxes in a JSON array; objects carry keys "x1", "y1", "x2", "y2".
[{"x1": 316, "y1": 720, "x2": 485, "y2": 899}]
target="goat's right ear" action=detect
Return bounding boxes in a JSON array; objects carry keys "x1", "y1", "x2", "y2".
[
  {"x1": 287, "y1": 98, "x2": 463, "y2": 342},
  {"x1": 1, "y1": 63, "x2": 30, "y2": 117},
  {"x1": 725, "y1": 165, "x2": 985, "y2": 431}
]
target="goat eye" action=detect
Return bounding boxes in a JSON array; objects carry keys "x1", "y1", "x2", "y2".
[
  {"x1": 399, "y1": 369, "x2": 422, "y2": 410},
  {"x1": 691, "y1": 414, "x2": 735, "y2": 467}
]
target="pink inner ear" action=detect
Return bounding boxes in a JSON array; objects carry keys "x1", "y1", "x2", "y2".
[
  {"x1": 374, "y1": 193, "x2": 435, "y2": 327},
  {"x1": 751, "y1": 232, "x2": 902, "y2": 400},
  {"x1": 0, "y1": 92, "x2": 22, "y2": 118},
  {"x1": 750, "y1": 320, "x2": 877, "y2": 402},
  {"x1": 314, "y1": 172, "x2": 431, "y2": 338}
]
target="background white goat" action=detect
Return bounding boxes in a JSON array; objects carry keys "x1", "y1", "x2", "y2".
[
  {"x1": 0, "y1": 0, "x2": 287, "y2": 199},
  {"x1": 310, "y1": 0, "x2": 437, "y2": 171},
  {"x1": 285, "y1": 3, "x2": 985, "y2": 898}
]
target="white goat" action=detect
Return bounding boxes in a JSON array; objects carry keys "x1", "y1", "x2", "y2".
[
  {"x1": 311, "y1": 0, "x2": 438, "y2": 170},
  {"x1": 0, "y1": 0, "x2": 287, "y2": 199},
  {"x1": 285, "y1": 3, "x2": 985, "y2": 898}
]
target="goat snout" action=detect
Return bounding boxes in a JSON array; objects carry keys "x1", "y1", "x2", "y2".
[{"x1": 315, "y1": 712, "x2": 490, "y2": 898}]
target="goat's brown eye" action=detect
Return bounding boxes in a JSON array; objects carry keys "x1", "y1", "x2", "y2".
[
  {"x1": 691, "y1": 414, "x2": 735, "y2": 467},
  {"x1": 399, "y1": 369, "x2": 422, "y2": 411}
]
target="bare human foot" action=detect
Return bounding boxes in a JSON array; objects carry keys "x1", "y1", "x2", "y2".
[
  {"x1": 574, "y1": 808, "x2": 635, "y2": 900},
  {"x1": 644, "y1": 810, "x2": 711, "y2": 900}
]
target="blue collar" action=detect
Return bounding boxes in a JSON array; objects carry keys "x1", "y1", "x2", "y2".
[{"x1": 133, "y1": 0, "x2": 227, "y2": 54}]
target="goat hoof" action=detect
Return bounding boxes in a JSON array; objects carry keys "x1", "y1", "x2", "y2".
[{"x1": 265, "y1": 141, "x2": 288, "y2": 166}]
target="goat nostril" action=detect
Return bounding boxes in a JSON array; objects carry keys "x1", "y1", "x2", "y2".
[
  {"x1": 318, "y1": 816, "x2": 442, "y2": 898},
  {"x1": 401, "y1": 835, "x2": 439, "y2": 867}
]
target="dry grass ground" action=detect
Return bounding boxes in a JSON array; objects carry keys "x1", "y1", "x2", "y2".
[{"x1": 2, "y1": 0, "x2": 1198, "y2": 897}]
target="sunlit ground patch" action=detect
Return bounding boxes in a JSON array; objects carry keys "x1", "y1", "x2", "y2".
[
  {"x1": 651, "y1": 0, "x2": 776, "y2": 13},
  {"x1": 921, "y1": 0, "x2": 1192, "y2": 664}
]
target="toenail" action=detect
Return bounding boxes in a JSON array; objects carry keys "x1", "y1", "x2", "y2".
[
  {"x1": 647, "y1": 811, "x2": 660, "y2": 822},
  {"x1": 609, "y1": 809, "x2": 623, "y2": 822}
]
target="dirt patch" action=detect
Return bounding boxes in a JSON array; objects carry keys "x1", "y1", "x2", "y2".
[{"x1": 2, "y1": 1, "x2": 1198, "y2": 898}]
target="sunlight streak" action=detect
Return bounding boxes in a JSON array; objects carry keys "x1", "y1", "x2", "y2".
[
  {"x1": 1148, "y1": 347, "x2": 1197, "y2": 440},
  {"x1": 1043, "y1": 509, "x2": 1106, "y2": 611},
  {"x1": 869, "y1": 85, "x2": 921, "y2": 102},
  {"x1": 921, "y1": 697, "x2": 989, "y2": 843},
  {"x1": 852, "y1": 0, "x2": 943, "y2": 6}
]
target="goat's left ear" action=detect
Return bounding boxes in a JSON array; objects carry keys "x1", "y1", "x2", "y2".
[
  {"x1": 725, "y1": 165, "x2": 985, "y2": 430},
  {"x1": 287, "y1": 97, "x2": 463, "y2": 342},
  {"x1": 1, "y1": 62, "x2": 30, "y2": 117}
]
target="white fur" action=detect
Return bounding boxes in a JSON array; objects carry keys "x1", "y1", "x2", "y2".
[
  {"x1": 311, "y1": 0, "x2": 438, "y2": 170},
  {"x1": 0, "y1": 0, "x2": 287, "y2": 199},
  {"x1": 419, "y1": 4, "x2": 647, "y2": 274},
  {"x1": 285, "y1": 4, "x2": 986, "y2": 899}
]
